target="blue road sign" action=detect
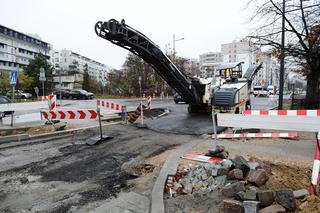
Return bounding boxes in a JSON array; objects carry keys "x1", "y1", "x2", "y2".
[{"x1": 10, "y1": 71, "x2": 18, "y2": 87}]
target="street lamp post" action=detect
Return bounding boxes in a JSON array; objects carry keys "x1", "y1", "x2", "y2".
[
  {"x1": 39, "y1": 67, "x2": 46, "y2": 97},
  {"x1": 172, "y1": 34, "x2": 185, "y2": 61},
  {"x1": 278, "y1": 0, "x2": 285, "y2": 110}
]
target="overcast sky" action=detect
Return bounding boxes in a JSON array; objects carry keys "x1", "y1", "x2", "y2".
[{"x1": 1, "y1": 0, "x2": 253, "y2": 69}]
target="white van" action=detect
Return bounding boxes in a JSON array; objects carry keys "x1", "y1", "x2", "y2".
[{"x1": 267, "y1": 85, "x2": 276, "y2": 95}]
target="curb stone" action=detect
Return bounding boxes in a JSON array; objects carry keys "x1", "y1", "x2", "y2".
[{"x1": 150, "y1": 138, "x2": 203, "y2": 213}]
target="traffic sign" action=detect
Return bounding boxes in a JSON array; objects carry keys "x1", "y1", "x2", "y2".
[
  {"x1": 10, "y1": 71, "x2": 18, "y2": 87},
  {"x1": 39, "y1": 67, "x2": 46, "y2": 81}
]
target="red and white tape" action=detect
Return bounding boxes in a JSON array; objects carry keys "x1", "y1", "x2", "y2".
[
  {"x1": 41, "y1": 109, "x2": 97, "y2": 120},
  {"x1": 147, "y1": 96, "x2": 151, "y2": 110},
  {"x1": 97, "y1": 100, "x2": 125, "y2": 112},
  {"x1": 215, "y1": 132, "x2": 298, "y2": 139},
  {"x1": 181, "y1": 153, "x2": 225, "y2": 163},
  {"x1": 244, "y1": 110, "x2": 320, "y2": 117},
  {"x1": 39, "y1": 95, "x2": 49, "y2": 101}
]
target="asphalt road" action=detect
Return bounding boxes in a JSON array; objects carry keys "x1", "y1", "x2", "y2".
[{"x1": 1, "y1": 96, "x2": 278, "y2": 135}]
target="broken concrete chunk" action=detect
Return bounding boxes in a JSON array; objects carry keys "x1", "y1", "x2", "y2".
[
  {"x1": 275, "y1": 189, "x2": 296, "y2": 211},
  {"x1": 235, "y1": 191, "x2": 245, "y2": 201},
  {"x1": 222, "y1": 159, "x2": 234, "y2": 169},
  {"x1": 221, "y1": 181, "x2": 245, "y2": 197},
  {"x1": 259, "y1": 204, "x2": 286, "y2": 213},
  {"x1": 299, "y1": 201, "x2": 308, "y2": 210},
  {"x1": 244, "y1": 190, "x2": 257, "y2": 201},
  {"x1": 247, "y1": 169, "x2": 269, "y2": 187},
  {"x1": 257, "y1": 190, "x2": 274, "y2": 207},
  {"x1": 232, "y1": 156, "x2": 251, "y2": 174},
  {"x1": 223, "y1": 199, "x2": 245, "y2": 213},
  {"x1": 173, "y1": 182, "x2": 182, "y2": 191},
  {"x1": 228, "y1": 169, "x2": 244, "y2": 180},
  {"x1": 243, "y1": 200, "x2": 259, "y2": 213},
  {"x1": 248, "y1": 162, "x2": 260, "y2": 170},
  {"x1": 293, "y1": 189, "x2": 309, "y2": 199}
]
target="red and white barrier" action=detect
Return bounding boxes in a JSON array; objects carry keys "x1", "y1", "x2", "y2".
[
  {"x1": 41, "y1": 109, "x2": 97, "y2": 120},
  {"x1": 39, "y1": 94, "x2": 56, "y2": 111},
  {"x1": 97, "y1": 100, "x2": 125, "y2": 112},
  {"x1": 244, "y1": 110, "x2": 320, "y2": 117},
  {"x1": 147, "y1": 96, "x2": 151, "y2": 110},
  {"x1": 215, "y1": 132, "x2": 298, "y2": 139},
  {"x1": 128, "y1": 104, "x2": 146, "y2": 123},
  {"x1": 311, "y1": 132, "x2": 320, "y2": 194},
  {"x1": 39, "y1": 95, "x2": 49, "y2": 101},
  {"x1": 181, "y1": 153, "x2": 225, "y2": 163}
]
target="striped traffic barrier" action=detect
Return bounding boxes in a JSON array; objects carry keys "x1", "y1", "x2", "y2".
[
  {"x1": 128, "y1": 104, "x2": 146, "y2": 123},
  {"x1": 41, "y1": 109, "x2": 97, "y2": 120},
  {"x1": 244, "y1": 110, "x2": 320, "y2": 117},
  {"x1": 181, "y1": 153, "x2": 225, "y2": 163},
  {"x1": 39, "y1": 94, "x2": 56, "y2": 111},
  {"x1": 214, "y1": 132, "x2": 298, "y2": 139},
  {"x1": 311, "y1": 132, "x2": 320, "y2": 195},
  {"x1": 147, "y1": 96, "x2": 151, "y2": 110},
  {"x1": 97, "y1": 100, "x2": 125, "y2": 112},
  {"x1": 217, "y1": 109, "x2": 320, "y2": 195}
]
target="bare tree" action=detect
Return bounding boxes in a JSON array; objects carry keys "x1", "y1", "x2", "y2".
[{"x1": 247, "y1": 0, "x2": 320, "y2": 108}]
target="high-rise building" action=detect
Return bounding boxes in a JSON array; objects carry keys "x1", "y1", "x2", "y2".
[
  {"x1": 51, "y1": 49, "x2": 112, "y2": 89},
  {"x1": 221, "y1": 38, "x2": 260, "y2": 74},
  {"x1": 0, "y1": 25, "x2": 51, "y2": 72},
  {"x1": 199, "y1": 52, "x2": 223, "y2": 77}
]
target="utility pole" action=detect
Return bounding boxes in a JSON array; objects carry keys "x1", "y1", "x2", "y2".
[
  {"x1": 278, "y1": 0, "x2": 285, "y2": 110},
  {"x1": 172, "y1": 34, "x2": 185, "y2": 61}
]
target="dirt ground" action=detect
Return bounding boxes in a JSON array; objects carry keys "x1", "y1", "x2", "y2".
[
  {"x1": 0, "y1": 123, "x2": 195, "y2": 212},
  {"x1": 169, "y1": 131, "x2": 320, "y2": 213}
]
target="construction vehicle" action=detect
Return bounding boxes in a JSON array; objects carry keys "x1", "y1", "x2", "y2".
[{"x1": 95, "y1": 19, "x2": 262, "y2": 113}]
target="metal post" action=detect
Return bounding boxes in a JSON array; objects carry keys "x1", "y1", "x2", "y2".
[
  {"x1": 212, "y1": 111, "x2": 218, "y2": 146},
  {"x1": 12, "y1": 86, "x2": 15, "y2": 102},
  {"x1": 291, "y1": 83, "x2": 295, "y2": 110},
  {"x1": 278, "y1": 0, "x2": 285, "y2": 110},
  {"x1": 10, "y1": 111, "x2": 14, "y2": 127},
  {"x1": 42, "y1": 80, "x2": 45, "y2": 97},
  {"x1": 59, "y1": 69, "x2": 62, "y2": 106},
  {"x1": 97, "y1": 107, "x2": 103, "y2": 140}
]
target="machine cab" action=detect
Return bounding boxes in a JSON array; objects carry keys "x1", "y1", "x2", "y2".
[{"x1": 217, "y1": 62, "x2": 244, "y2": 83}]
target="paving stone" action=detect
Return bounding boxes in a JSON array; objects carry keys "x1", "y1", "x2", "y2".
[
  {"x1": 217, "y1": 168, "x2": 229, "y2": 176},
  {"x1": 182, "y1": 182, "x2": 193, "y2": 194},
  {"x1": 193, "y1": 182, "x2": 203, "y2": 191},
  {"x1": 221, "y1": 181, "x2": 245, "y2": 197},
  {"x1": 200, "y1": 173, "x2": 208, "y2": 181},
  {"x1": 257, "y1": 190, "x2": 274, "y2": 207},
  {"x1": 206, "y1": 176, "x2": 215, "y2": 185},
  {"x1": 248, "y1": 162, "x2": 260, "y2": 170},
  {"x1": 275, "y1": 189, "x2": 296, "y2": 211},
  {"x1": 293, "y1": 189, "x2": 309, "y2": 199},
  {"x1": 232, "y1": 156, "x2": 251, "y2": 174},
  {"x1": 244, "y1": 190, "x2": 257, "y2": 201},
  {"x1": 223, "y1": 199, "x2": 244, "y2": 213},
  {"x1": 259, "y1": 204, "x2": 286, "y2": 213},
  {"x1": 215, "y1": 175, "x2": 227, "y2": 187},
  {"x1": 247, "y1": 169, "x2": 269, "y2": 187},
  {"x1": 243, "y1": 200, "x2": 259, "y2": 213},
  {"x1": 228, "y1": 169, "x2": 244, "y2": 180}
]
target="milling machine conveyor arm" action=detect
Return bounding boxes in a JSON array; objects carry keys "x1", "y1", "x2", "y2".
[{"x1": 95, "y1": 19, "x2": 200, "y2": 104}]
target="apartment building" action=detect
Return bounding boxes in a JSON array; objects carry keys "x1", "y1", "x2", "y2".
[
  {"x1": 0, "y1": 25, "x2": 51, "y2": 72},
  {"x1": 199, "y1": 52, "x2": 223, "y2": 77},
  {"x1": 51, "y1": 49, "x2": 112, "y2": 89}
]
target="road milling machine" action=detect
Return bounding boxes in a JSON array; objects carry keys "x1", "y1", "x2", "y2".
[{"x1": 95, "y1": 19, "x2": 262, "y2": 113}]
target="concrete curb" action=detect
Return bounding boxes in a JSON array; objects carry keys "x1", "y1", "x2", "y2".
[
  {"x1": 0, "y1": 121, "x2": 122, "y2": 144},
  {"x1": 150, "y1": 138, "x2": 202, "y2": 213}
]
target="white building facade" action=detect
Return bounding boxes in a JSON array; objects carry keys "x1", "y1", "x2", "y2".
[
  {"x1": 51, "y1": 49, "x2": 112, "y2": 89},
  {"x1": 221, "y1": 39, "x2": 260, "y2": 74},
  {"x1": 199, "y1": 52, "x2": 223, "y2": 77},
  {"x1": 0, "y1": 25, "x2": 51, "y2": 72}
]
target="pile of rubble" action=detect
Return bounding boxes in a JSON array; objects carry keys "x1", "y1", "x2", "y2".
[{"x1": 166, "y1": 146, "x2": 309, "y2": 213}]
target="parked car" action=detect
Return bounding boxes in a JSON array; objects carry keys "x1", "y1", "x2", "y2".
[
  {"x1": 54, "y1": 89, "x2": 71, "y2": 99},
  {"x1": 0, "y1": 95, "x2": 13, "y2": 119},
  {"x1": 7, "y1": 90, "x2": 32, "y2": 99},
  {"x1": 174, "y1": 93, "x2": 184, "y2": 104},
  {"x1": 69, "y1": 89, "x2": 91, "y2": 100}
]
